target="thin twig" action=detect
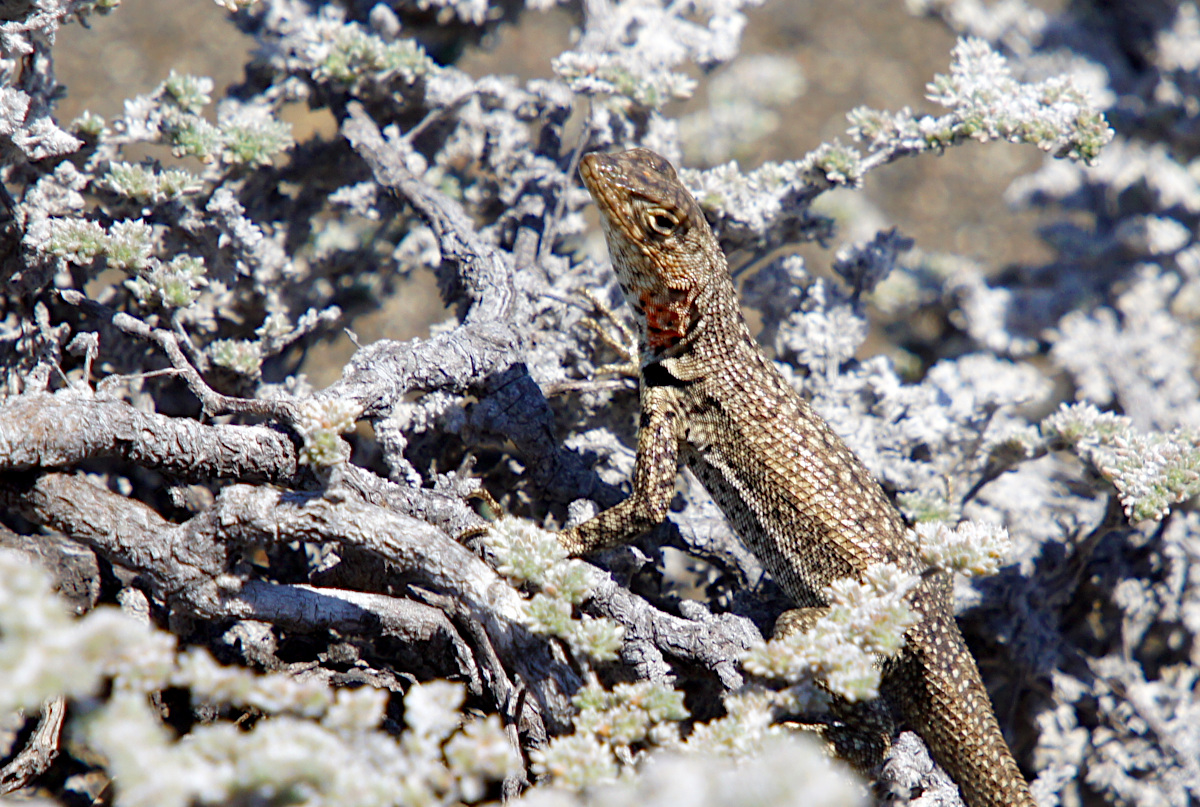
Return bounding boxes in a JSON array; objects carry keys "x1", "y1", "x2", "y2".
[{"x1": 60, "y1": 289, "x2": 298, "y2": 423}]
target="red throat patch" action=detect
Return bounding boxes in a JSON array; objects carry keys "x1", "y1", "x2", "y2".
[{"x1": 640, "y1": 288, "x2": 693, "y2": 351}]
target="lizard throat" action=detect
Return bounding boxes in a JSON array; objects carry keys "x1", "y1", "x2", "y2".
[{"x1": 637, "y1": 287, "x2": 697, "y2": 353}]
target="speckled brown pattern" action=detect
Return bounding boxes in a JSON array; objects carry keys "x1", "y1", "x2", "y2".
[{"x1": 562, "y1": 148, "x2": 1035, "y2": 807}]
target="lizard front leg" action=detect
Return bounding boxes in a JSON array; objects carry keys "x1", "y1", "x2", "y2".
[{"x1": 559, "y1": 386, "x2": 682, "y2": 556}]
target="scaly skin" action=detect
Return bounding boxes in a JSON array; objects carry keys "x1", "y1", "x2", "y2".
[{"x1": 561, "y1": 148, "x2": 1034, "y2": 807}]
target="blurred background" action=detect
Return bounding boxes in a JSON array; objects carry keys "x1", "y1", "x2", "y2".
[{"x1": 55, "y1": 0, "x2": 1058, "y2": 380}]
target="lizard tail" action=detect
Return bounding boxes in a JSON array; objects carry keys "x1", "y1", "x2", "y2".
[{"x1": 885, "y1": 606, "x2": 1037, "y2": 807}]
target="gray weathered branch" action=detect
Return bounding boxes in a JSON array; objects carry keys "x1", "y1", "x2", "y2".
[{"x1": 0, "y1": 698, "x2": 65, "y2": 795}]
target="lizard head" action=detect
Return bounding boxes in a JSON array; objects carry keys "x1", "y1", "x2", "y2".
[{"x1": 579, "y1": 148, "x2": 721, "y2": 354}]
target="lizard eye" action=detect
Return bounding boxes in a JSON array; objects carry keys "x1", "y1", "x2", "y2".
[{"x1": 645, "y1": 208, "x2": 679, "y2": 237}]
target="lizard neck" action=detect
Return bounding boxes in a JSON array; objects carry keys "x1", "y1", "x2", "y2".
[{"x1": 641, "y1": 254, "x2": 760, "y2": 381}]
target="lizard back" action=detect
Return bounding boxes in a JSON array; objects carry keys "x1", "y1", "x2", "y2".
[{"x1": 668, "y1": 338, "x2": 918, "y2": 598}]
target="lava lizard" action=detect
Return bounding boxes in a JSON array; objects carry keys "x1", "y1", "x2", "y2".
[{"x1": 559, "y1": 148, "x2": 1035, "y2": 807}]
